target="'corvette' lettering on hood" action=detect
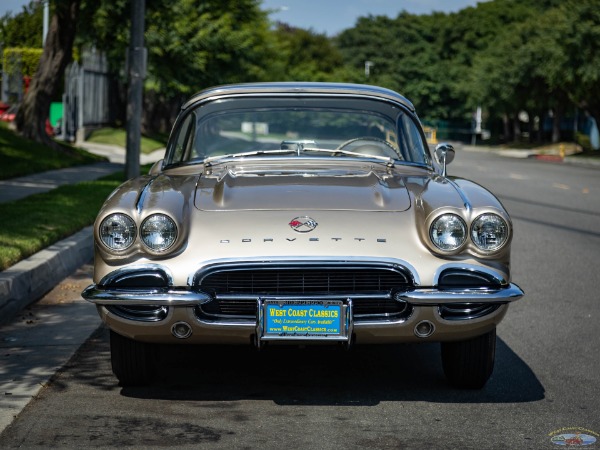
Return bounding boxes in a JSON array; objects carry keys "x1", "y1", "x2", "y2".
[{"x1": 194, "y1": 166, "x2": 411, "y2": 212}]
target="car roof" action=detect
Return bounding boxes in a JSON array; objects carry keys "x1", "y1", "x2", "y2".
[{"x1": 181, "y1": 82, "x2": 415, "y2": 112}]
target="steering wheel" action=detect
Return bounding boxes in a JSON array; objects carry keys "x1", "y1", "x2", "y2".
[{"x1": 336, "y1": 137, "x2": 402, "y2": 159}]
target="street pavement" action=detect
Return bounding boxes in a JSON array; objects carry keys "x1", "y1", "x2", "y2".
[{"x1": 0, "y1": 141, "x2": 598, "y2": 436}]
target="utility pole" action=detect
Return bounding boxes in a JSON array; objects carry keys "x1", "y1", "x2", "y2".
[
  {"x1": 365, "y1": 61, "x2": 374, "y2": 78},
  {"x1": 42, "y1": 0, "x2": 49, "y2": 47},
  {"x1": 125, "y1": 0, "x2": 146, "y2": 179}
]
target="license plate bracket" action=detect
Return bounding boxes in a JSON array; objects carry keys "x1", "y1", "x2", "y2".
[{"x1": 257, "y1": 299, "x2": 352, "y2": 343}]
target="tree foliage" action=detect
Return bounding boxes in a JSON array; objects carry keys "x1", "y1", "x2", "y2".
[
  {"x1": 270, "y1": 23, "x2": 345, "y2": 81},
  {"x1": 3, "y1": 0, "x2": 600, "y2": 144},
  {"x1": 0, "y1": 0, "x2": 43, "y2": 49},
  {"x1": 336, "y1": 0, "x2": 600, "y2": 143}
]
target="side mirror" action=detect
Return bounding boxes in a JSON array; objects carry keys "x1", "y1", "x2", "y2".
[
  {"x1": 148, "y1": 159, "x2": 163, "y2": 175},
  {"x1": 434, "y1": 143, "x2": 455, "y2": 177}
]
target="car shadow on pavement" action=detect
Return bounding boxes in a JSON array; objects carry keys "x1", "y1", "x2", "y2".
[{"x1": 71, "y1": 326, "x2": 544, "y2": 405}]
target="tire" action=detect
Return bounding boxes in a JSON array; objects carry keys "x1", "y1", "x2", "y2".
[
  {"x1": 441, "y1": 328, "x2": 496, "y2": 389},
  {"x1": 110, "y1": 330, "x2": 156, "y2": 386}
]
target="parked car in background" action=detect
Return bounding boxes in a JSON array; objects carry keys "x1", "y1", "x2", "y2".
[{"x1": 83, "y1": 82, "x2": 523, "y2": 388}]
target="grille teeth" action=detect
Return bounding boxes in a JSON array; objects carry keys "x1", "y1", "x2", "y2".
[{"x1": 199, "y1": 268, "x2": 411, "y2": 296}]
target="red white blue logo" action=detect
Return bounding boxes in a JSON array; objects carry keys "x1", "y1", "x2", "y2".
[{"x1": 289, "y1": 216, "x2": 318, "y2": 233}]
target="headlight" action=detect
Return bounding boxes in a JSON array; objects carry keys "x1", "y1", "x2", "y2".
[
  {"x1": 430, "y1": 214, "x2": 467, "y2": 251},
  {"x1": 471, "y1": 214, "x2": 509, "y2": 251},
  {"x1": 99, "y1": 213, "x2": 136, "y2": 251},
  {"x1": 140, "y1": 214, "x2": 177, "y2": 252}
]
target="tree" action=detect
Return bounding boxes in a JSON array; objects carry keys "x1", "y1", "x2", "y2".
[
  {"x1": 271, "y1": 23, "x2": 345, "y2": 81},
  {"x1": 15, "y1": 0, "x2": 81, "y2": 152},
  {"x1": 0, "y1": 0, "x2": 43, "y2": 49},
  {"x1": 77, "y1": 0, "x2": 277, "y2": 133},
  {"x1": 540, "y1": 0, "x2": 600, "y2": 131}
]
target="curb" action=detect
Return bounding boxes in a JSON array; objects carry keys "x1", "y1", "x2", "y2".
[{"x1": 0, "y1": 226, "x2": 94, "y2": 326}]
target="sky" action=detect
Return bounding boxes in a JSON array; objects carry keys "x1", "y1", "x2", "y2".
[
  {"x1": 1, "y1": 0, "x2": 486, "y2": 36},
  {"x1": 262, "y1": 0, "x2": 486, "y2": 35}
]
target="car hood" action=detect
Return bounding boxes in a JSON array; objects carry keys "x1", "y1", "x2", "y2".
[{"x1": 194, "y1": 163, "x2": 412, "y2": 212}]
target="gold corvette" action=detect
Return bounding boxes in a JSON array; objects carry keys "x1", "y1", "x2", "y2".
[{"x1": 83, "y1": 83, "x2": 523, "y2": 388}]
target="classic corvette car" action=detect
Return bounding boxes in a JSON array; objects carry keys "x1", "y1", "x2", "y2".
[{"x1": 83, "y1": 82, "x2": 523, "y2": 388}]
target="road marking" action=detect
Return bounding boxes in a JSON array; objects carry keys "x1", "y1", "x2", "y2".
[
  {"x1": 509, "y1": 173, "x2": 526, "y2": 180},
  {"x1": 552, "y1": 183, "x2": 570, "y2": 190}
]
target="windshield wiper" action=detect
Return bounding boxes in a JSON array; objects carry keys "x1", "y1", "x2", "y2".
[
  {"x1": 203, "y1": 149, "x2": 297, "y2": 165},
  {"x1": 302, "y1": 147, "x2": 396, "y2": 167},
  {"x1": 202, "y1": 146, "x2": 397, "y2": 167}
]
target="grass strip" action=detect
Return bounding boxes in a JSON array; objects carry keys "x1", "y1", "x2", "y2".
[
  {"x1": 0, "y1": 172, "x2": 125, "y2": 271},
  {"x1": 0, "y1": 123, "x2": 105, "y2": 180},
  {"x1": 86, "y1": 127, "x2": 168, "y2": 154}
]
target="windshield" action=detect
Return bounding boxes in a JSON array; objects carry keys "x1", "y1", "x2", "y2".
[{"x1": 166, "y1": 97, "x2": 429, "y2": 166}]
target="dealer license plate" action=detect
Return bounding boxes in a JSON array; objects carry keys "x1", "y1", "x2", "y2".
[{"x1": 260, "y1": 300, "x2": 348, "y2": 341}]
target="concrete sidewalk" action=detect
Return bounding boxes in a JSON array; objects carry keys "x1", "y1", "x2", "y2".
[
  {"x1": 0, "y1": 263, "x2": 100, "y2": 435},
  {"x1": 0, "y1": 162, "x2": 123, "y2": 204},
  {"x1": 77, "y1": 141, "x2": 165, "y2": 165}
]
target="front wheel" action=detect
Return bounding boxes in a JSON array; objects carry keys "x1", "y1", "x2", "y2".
[
  {"x1": 110, "y1": 330, "x2": 156, "y2": 386},
  {"x1": 441, "y1": 328, "x2": 496, "y2": 389}
]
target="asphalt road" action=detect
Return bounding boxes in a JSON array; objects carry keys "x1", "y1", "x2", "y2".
[{"x1": 1, "y1": 150, "x2": 599, "y2": 449}]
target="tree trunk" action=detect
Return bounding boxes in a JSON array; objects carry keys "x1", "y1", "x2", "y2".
[
  {"x1": 15, "y1": 0, "x2": 81, "y2": 153},
  {"x1": 552, "y1": 107, "x2": 562, "y2": 143},
  {"x1": 512, "y1": 113, "x2": 521, "y2": 142},
  {"x1": 502, "y1": 113, "x2": 511, "y2": 142}
]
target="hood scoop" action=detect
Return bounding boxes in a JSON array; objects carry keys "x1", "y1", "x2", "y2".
[{"x1": 195, "y1": 166, "x2": 411, "y2": 212}]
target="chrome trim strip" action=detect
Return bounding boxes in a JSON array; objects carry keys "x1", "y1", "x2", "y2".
[
  {"x1": 188, "y1": 257, "x2": 421, "y2": 287},
  {"x1": 432, "y1": 263, "x2": 509, "y2": 286},
  {"x1": 82, "y1": 284, "x2": 211, "y2": 305},
  {"x1": 105, "y1": 305, "x2": 169, "y2": 322},
  {"x1": 135, "y1": 177, "x2": 156, "y2": 214},
  {"x1": 181, "y1": 84, "x2": 416, "y2": 112},
  {"x1": 213, "y1": 293, "x2": 392, "y2": 301},
  {"x1": 447, "y1": 178, "x2": 472, "y2": 212},
  {"x1": 397, "y1": 283, "x2": 524, "y2": 305},
  {"x1": 99, "y1": 264, "x2": 175, "y2": 286},
  {"x1": 437, "y1": 303, "x2": 502, "y2": 321}
]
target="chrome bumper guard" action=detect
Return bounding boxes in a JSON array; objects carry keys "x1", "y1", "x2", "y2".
[
  {"x1": 81, "y1": 285, "x2": 211, "y2": 306},
  {"x1": 398, "y1": 283, "x2": 524, "y2": 305}
]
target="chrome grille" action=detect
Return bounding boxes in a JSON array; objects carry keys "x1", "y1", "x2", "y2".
[
  {"x1": 197, "y1": 267, "x2": 411, "y2": 295},
  {"x1": 194, "y1": 264, "x2": 414, "y2": 322}
]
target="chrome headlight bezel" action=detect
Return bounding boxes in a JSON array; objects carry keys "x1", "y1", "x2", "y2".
[
  {"x1": 470, "y1": 213, "x2": 509, "y2": 252},
  {"x1": 140, "y1": 213, "x2": 178, "y2": 253},
  {"x1": 99, "y1": 213, "x2": 136, "y2": 251},
  {"x1": 429, "y1": 213, "x2": 468, "y2": 252}
]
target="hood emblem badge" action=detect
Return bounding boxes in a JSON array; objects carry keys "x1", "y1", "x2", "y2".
[{"x1": 289, "y1": 216, "x2": 318, "y2": 233}]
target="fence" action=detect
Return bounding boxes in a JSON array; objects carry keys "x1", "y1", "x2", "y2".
[{"x1": 61, "y1": 49, "x2": 111, "y2": 142}]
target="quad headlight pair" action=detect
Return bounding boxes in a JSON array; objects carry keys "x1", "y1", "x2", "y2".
[
  {"x1": 99, "y1": 213, "x2": 177, "y2": 252},
  {"x1": 430, "y1": 213, "x2": 508, "y2": 253}
]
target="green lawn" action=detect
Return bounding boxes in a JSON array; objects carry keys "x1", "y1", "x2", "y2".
[
  {"x1": 0, "y1": 172, "x2": 125, "y2": 271},
  {"x1": 0, "y1": 121, "x2": 156, "y2": 270},
  {"x1": 0, "y1": 122, "x2": 105, "y2": 180},
  {"x1": 86, "y1": 127, "x2": 168, "y2": 154}
]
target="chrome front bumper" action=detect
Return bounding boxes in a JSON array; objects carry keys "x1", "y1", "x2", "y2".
[{"x1": 82, "y1": 283, "x2": 524, "y2": 306}]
